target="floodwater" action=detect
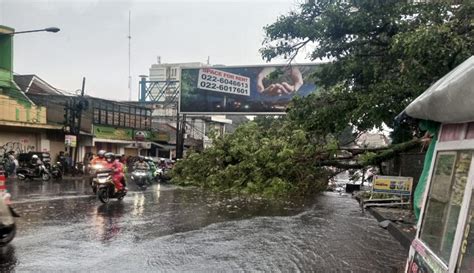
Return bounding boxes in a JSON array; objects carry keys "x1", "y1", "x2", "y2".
[{"x1": 1, "y1": 179, "x2": 407, "y2": 272}]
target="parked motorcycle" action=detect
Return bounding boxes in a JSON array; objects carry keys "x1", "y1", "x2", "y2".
[
  {"x1": 131, "y1": 169, "x2": 149, "y2": 190},
  {"x1": 50, "y1": 162, "x2": 63, "y2": 181},
  {"x1": 16, "y1": 164, "x2": 50, "y2": 181},
  {"x1": 95, "y1": 169, "x2": 127, "y2": 204},
  {"x1": 0, "y1": 193, "x2": 18, "y2": 246},
  {"x1": 69, "y1": 162, "x2": 85, "y2": 176}
]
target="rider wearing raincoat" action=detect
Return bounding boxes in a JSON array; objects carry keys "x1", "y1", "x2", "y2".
[{"x1": 104, "y1": 153, "x2": 124, "y2": 192}]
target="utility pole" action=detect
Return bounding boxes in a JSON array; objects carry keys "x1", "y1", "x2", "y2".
[
  {"x1": 179, "y1": 114, "x2": 186, "y2": 158},
  {"x1": 175, "y1": 106, "x2": 180, "y2": 159},
  {"x1": 73, "y1": 77, "x2": 86, "y2": 165},
  {"x1": 128, "y1": 10, "x2": 132, "y2": 101}
]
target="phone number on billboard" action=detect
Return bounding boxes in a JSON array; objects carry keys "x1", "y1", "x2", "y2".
[
  {"x1": 200, "y1": 74, "x2": 249, "y2": 88},
  {"x1": 199, "y1": 81, "x2": 248, "y2": 95}
]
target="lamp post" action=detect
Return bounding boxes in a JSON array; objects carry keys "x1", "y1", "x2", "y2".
[{"x1": 0, "y1": 27, "x2": 60, "y2": 35}]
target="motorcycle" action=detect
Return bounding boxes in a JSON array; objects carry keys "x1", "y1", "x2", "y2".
[
  {"x1": 51, "y1": 162, "x2": 63, "y2": 181},
  {"x1": 90, "y1": 163, "x2": 107, "y2": 194},
  {"x1": 16, "y1": 164, "x2": 50, "y2": 181},
  {"x1": 157, "y1": 166, "x2": 171, "y2": 182},
  {"x1": 95, "y1": 169, "x2": 127, "y2": 204},
  {"x1": 69, "y1": 162, "x2": 85, "y2": 176},
  {"x1": 146, "y1": 161, "x2": 159, "y2": 182},
  {"x1": 0, "y1": 192, "x2": 18, "y2": 246},
  {"x1": 131, "y1": 169, "x2": 149, "y2": 190}
]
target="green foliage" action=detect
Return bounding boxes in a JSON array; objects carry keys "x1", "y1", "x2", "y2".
[
  {"x1": 171, "y1": 119, "x2": 330, "y2": 197},
  {"x1": 171, "y1": 0, "x2": 472, "y2": 197},
  {"x1": 262, "y1": 0, "x2": 473, "y2": 132}
]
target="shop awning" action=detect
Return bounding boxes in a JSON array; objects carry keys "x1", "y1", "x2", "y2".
[
  {"x1": 93, "y1": 138, "x2": 138, "y2": 145},
  {"x1": 0, "y1": 120, "x2": 63, "y2": 130},
  {"x1": 404, "y1": 56, "x2": 474, "y2": 123},
  {"x1": 152, "y1": 142, "x2": 175, "y2": 151}
]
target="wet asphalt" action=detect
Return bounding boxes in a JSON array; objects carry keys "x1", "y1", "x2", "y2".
[{"x1": 0, "y1": 178, "x2": 407, "y2": 272}]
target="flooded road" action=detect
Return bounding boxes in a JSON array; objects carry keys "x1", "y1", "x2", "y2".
[{"x1": 2, "y1": 180, "x2": 407, "y2": 272}]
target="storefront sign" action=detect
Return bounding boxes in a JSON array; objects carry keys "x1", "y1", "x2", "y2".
[
  {"x1": 125, "y1": 142, "x2": 151, "y2": 149},
  {"x1": 408, "y1": 239, "x2": 447, "y2": 273},
  {"x1": 372, "y1": 175, "x2": 413, "y2": 195},
  {"x1": 93, "y1": 125, "x2": 133, "y2": 140},
  {"x1": 134, "y1": 131, "x2": 147, "y2": 141},
  {"x1": 65, "y1": 135, "x2": 77, "y2": 147}
]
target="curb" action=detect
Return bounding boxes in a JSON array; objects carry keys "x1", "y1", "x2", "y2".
[{"x1": 367, "y1": 207, "x2": 413, "y2": 251}]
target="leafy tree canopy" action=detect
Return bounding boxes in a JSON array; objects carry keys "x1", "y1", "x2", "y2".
[{"x1": 262, "y1": 0, "x2": 473, "y2": 136}]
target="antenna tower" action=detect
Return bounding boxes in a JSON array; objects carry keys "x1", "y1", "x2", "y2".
[{"x1": 128, "y1": 10, "x2": 132, "y2": 101}]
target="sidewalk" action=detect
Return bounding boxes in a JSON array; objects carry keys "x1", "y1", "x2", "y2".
[
  {"x1": 367, "y1": 207, "x2": 416, "y2": 251},
  {"x1": 354, "y1": 193, "x2": 416, "y2": 251}
]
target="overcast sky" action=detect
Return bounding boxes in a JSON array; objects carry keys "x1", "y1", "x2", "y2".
[{"x1": 1, "y1": 0, "x2": 306, "y2": 100}]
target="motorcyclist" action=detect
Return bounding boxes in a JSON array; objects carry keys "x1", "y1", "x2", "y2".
[
  {"x1": 158, "y1": 158, "x2": 167, "y2": 169},
  {"x1": 104, "y1": 153, "x2": 125, "y2": 193},
  {"x1": 146, "y1": 157, "x2": 158, "y2": 180},
  {"x1": 133, "y1": 156, "x2": 149, "y2": 171},
  {"x1": 90, "y1": 150, "x2": 107, "y2": 166},
  {"x1": 114, "y1": 154, "x2": 127, "y2": 189},
  {"x1": 30, "y1": 155, "x2": 42, "y2": 176},
  {"x1": 57, "y1": 151, "x2": 67, "y2": 173}
]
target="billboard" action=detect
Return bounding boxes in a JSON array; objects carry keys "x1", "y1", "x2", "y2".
[
  {"x1": 179, "y1": 64, "x2": 320, "y2": 114},
  {"x1": 372, "y1": 176, "x2": 413, "y2": 196}
]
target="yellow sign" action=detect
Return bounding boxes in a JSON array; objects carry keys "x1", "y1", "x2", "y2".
[{"x1": 373, "y1": 176, "x2": 413, "y2": 195}]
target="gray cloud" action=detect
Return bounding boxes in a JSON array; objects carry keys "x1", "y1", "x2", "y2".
[{"x1": 2, "y1": 0, "x2": 300, "y2": 100}]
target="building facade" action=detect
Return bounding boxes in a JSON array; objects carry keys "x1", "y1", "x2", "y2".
[
  {"x1": 0, "y1": 26, "x2": 62, "y2": 159},
  {"x1": 142, "y1": 60, "x2": 233, "y2": 156}
]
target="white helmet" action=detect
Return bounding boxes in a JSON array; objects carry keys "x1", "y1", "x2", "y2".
[
  {"x1": 32, "y1": 155, "x2": 39, "y2": 160},
  {"x1": 97, "y1": 150, "x2": 106, "y2": 158}
]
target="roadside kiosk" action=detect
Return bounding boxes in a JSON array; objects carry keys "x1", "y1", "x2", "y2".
[{"x1": 403, "y1": 56, "x2": 474, "y2": 272}]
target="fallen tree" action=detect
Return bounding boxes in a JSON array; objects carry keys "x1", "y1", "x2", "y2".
[{"x1": 171, "y1": 0, "x2": 472, "y2": 196}]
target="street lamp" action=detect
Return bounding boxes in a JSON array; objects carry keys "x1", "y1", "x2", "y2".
[{"x1": 0, "y1": 27, "x2": 60, "y2": 35}]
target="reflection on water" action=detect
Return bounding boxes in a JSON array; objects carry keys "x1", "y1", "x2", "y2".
[
  {"x1": 93, "y1": 203, "x2": 125, "y2": 243},
  {"x1": 0, "y1": 245, "x2": 17, "y2": 271},
  {"x1": 132, "y1": 193, "x2": 146, "y2": 217}
]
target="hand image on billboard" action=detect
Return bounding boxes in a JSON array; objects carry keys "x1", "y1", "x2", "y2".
[{"x1": 256, "y1": 66, "x2": 303, "y2": 96}]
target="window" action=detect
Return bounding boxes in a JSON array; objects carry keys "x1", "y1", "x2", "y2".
[
  {"x1": 100, "y1": 109, "x2": 107, "y2": 124},
  {"x1": 106, "y1": 111, "x2": 113, "y2": 125},
  {"x1": 420, "y1": 151, "x2": 472, "y2": 264},
  {"x1": 124, "y1": 114, "x2": 130, "y2": 128},
  {"x1": 113, "y1": 111, "x2": 119, "y2": 126},
  {"x1": 170, "y1": 68, "x2": 177, "y2": 78},
  {"x1": 93, "y1": 108, "x2": 99, "y2": 123},
  {"x1": 119, "y1": 113, "x2": 125, "y2": 127}
]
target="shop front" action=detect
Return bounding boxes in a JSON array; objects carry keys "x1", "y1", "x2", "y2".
[{"x1": 403, "y1": 57, "x2": 474, "y2": 272}]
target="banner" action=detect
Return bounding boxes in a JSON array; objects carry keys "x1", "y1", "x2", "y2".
[
  {"x1": 93, "y1": 125, "x2": 133, "y2": 141},
  {"x1": 372, "y1": 176, "x2": 413, "y2": 196},
  {"x1": 180, "y1": 64, "x2": 320, "y2": 114},
  {"x1": 65, "y1": 135, "x2": 77, "y2": 147},
  {"x1": 93, "y1": 125, "x2": 164, "y2": 143}
]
